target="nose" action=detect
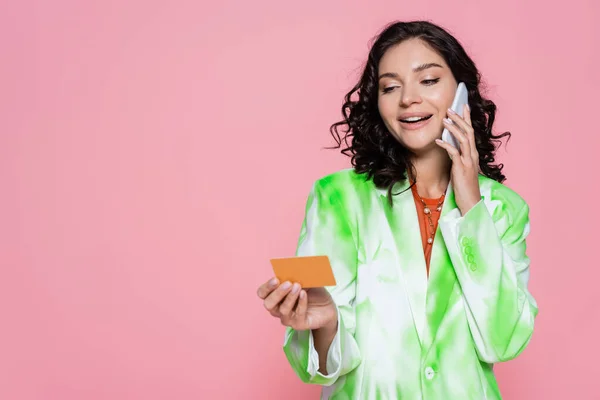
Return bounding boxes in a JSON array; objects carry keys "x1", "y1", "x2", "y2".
[{"x1": 400, "y1": 84, "x2": 422, "y2": 107}]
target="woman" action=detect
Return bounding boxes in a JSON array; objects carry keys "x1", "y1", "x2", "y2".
[{"x1": 256, "y1": 20, "x2": 537, "y2": 399}]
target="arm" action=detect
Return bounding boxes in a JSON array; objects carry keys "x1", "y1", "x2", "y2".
[
  {"x1": 439, "y1": 199, "x2": 538, "y2": 363},
  {"x1": 283, "y1": 179, "x2": 361, "y2": 386},
  {"x1": 313, "y1": 319, "x2": 338, "y2": 375}
]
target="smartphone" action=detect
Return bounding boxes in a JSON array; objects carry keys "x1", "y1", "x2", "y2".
[{"x1": 441, "y1": 82, "x2": 469, "y2": 150}]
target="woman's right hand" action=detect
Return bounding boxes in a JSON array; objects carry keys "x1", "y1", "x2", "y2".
[{"x1": 257, "y1": 278, "x2": 338, "y2": 332}]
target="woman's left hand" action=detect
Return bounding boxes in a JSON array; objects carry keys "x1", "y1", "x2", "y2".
[{"x1": 435, "y1": 104, "x2": 482, "y2": 215}]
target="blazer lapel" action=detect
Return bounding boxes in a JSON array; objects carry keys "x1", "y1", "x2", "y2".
[
  {"x1": 379, "y1": 180, "x2": 428, "y2": 348},
  {"x1": 422, "y1": 181, "x2": 459, "y2": 351}
]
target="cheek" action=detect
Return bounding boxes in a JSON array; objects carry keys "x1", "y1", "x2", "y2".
[
  {"x1": 427, "y1": 83, "x2": 457, "y2": 112},
  {"x1": 377, "y1": 97, "x2": 396, "y2": 122},
  {"x1": 428, "y1": 93, "x2": 452, "y2": 112}
]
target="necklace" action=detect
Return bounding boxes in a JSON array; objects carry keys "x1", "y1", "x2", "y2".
[{"x1": 415, "y1": 190, "x2": 446, "y2": 245}]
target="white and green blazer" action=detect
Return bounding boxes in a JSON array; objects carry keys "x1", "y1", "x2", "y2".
[{"x1": 283, "y1": 168, "x2": 538, "y2": 399}]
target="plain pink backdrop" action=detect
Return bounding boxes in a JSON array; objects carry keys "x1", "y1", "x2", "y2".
[{"x1": 1, "y1": 0, "x2": 598, "y2": 399}]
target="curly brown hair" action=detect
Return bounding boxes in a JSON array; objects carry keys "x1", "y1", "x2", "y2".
[{"x1": 329, "y1": 20, "x2": 510, "y2": 204}]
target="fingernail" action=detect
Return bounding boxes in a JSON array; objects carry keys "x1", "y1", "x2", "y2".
[
  {"x1": 269, "y1": 278, "x2": 279, "y2": 287},
  {"x1": 281, "y1": 281, "x2": 291, "y2": 290},
  {"x1": 291, "y1": 283, "x2": 300, "y2": 294},
  {"x1": 435, "y1": 139, "x2": 443, "y2": 143},
  {"x1": 299, "y1": 290, "x2": 306, "y2": 299},
  {"x1": 447, "y1": 108, "x2": 456, "y2": 115},
  {"x1": 443, "y1": 118, "x2": 452, "y2": 124},
  {"x1": 466, "y1": 104, "x2": 470, "y2": 111}
]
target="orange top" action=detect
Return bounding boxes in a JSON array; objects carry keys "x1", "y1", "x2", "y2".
[{"x1": 410, "y1": 184, "x2": 445, "y2": 276}]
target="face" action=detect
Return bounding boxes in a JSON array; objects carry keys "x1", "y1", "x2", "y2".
[{"x1": 377, "y1": 38, "x2": 458, "y2": 153}]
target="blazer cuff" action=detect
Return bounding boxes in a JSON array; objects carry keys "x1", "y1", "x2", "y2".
[{"x1": 439, "y1": 199, "x2": 492, "y2": 274}]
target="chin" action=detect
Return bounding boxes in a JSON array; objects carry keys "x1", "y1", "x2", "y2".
[{"x1": 394, "y1": 129, "x2": 442, "y2": 152}]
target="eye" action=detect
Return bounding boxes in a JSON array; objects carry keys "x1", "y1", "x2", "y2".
[
  {"x1": 422, "y1": 78, "x2": 440, "y2": 86},
  {"x1": 382, "y1": 86, "x2": 399, "y2": 94}
]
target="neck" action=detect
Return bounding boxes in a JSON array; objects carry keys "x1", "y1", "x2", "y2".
[{"x1": 410, "y1": 148, "x2": 451, "y2": 198}]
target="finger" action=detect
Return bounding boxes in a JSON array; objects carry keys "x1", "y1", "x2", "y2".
[
  {"x1": 463, "y1": 104, "x2": 473, "y2": 131},
  {"x1": 435, "y1": 138, "x2": 461, "y2": 163},
  {"x1": 448, "y1": 107, "x2": 476, "y2": 158},
  {"x1": 283, "y1": 289, "x2": 308, "y2": 330},
  {"x1": 443, "y1": 118, "x2": 470, "y2": 157},
  {"x1": 462, "y1": 104, "x2": 478, "y2": 159},
  {"x1": 447, "y1": 107, "x2": 473, "y2": 136},
  {"x1": 263, "y1": 281, "x2": 293, "y2": 312},
  {"x1": 257, "y1": 277, "x2": 280, "y2": 300},
  {"x1": 279, "y1": 283, "x2": 302, "y2": 317},
  {"x1": 295, "y1": 290, "x2": 308, "y2": 321},
  {"x1": 269, "y1": 308, "x2": 282, "y2": 318}
]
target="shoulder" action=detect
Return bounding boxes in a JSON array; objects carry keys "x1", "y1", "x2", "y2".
[
  {"x1": 312, "y1": 168, "x2": 374, "y2": 198},
  {"x1": 304, "y1": 169, "x2": 377, "y2": 220},
  {"x1": 477, "y1": 174, "x2": 529, "y2": 221}
]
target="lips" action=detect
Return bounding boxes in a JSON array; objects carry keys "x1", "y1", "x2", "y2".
[
  {"x1": 397, "y1": 114, "x2": 434, "y2": 131},
  {"x1": 398, "y1": 114, "x2": 433, "y2": 123}
]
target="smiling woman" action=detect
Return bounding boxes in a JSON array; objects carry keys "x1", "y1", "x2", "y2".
[
  {"x1": 257, "y1": 20, "x2": 538, "y2": 399},
  {"x1": 330, "y1": 22, "x2": 510, "y2": 204}
]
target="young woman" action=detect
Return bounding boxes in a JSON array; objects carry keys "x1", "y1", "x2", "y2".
[{"x1": 256, "y1": 20, "x2": 538, "y2": 399}]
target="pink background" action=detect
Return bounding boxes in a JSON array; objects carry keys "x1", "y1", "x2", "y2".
[{"x1": 1, "y1": 0, "x2": 598, "y2": 399}]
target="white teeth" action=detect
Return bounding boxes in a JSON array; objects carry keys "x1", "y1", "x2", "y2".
[{"x1": 402, "y1": 116, "x2": 428, "y2": 122}]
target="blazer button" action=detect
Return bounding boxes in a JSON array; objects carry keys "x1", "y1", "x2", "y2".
[
  {"x1": 466, "y1": 254, "x2": 475, "y2": 264},
  {"x1": 463, "y1": 245, "x2": 474, "y2": 256},
  {"x1": 424, "y1": 366, "x2": 435, "y2": 380},
  {"x1": 469, "y1": 263, "x2": 477, "y2": 271}
]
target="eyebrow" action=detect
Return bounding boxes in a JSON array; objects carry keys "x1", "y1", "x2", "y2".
[{"x1": 378, "y1": 63, "x2": 444, "y2": 80}]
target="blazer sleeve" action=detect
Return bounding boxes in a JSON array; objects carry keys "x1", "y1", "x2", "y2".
[
  {"x1": 438, "y1": 198, "x2": 538, "y2": 363},
  {"x1": 282, "y1": 179, "x2": 361, "y2": 386}
]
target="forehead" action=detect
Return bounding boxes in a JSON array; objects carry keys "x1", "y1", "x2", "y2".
[{"x1": 378, "y1": 38, "x2": 447, "y2": 73}]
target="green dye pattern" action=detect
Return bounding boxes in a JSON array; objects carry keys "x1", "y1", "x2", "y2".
[{"x1": 282, "y1": 169, "x2": 538, "y2": 399}]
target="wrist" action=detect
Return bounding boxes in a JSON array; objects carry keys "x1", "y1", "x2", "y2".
[
  {"x1": 314, "y1": 315, "x2": 338, "y2": 335},
  {"x1": 460, "y1": 195, "x2": 482, "y2": 216}
]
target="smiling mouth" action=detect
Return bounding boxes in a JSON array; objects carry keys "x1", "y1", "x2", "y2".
[{"x1": 399, "y1": 115, "x2": 433, "y2": 123}]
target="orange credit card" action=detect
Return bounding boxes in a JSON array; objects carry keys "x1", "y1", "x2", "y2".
[{"x1": 270, "y1": 255, "x2": 336, "y2": 288}]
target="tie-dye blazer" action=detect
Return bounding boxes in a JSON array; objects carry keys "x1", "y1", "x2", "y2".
[{"x1": 283, "y1": 169, "x2": 538, "y2": 399}]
